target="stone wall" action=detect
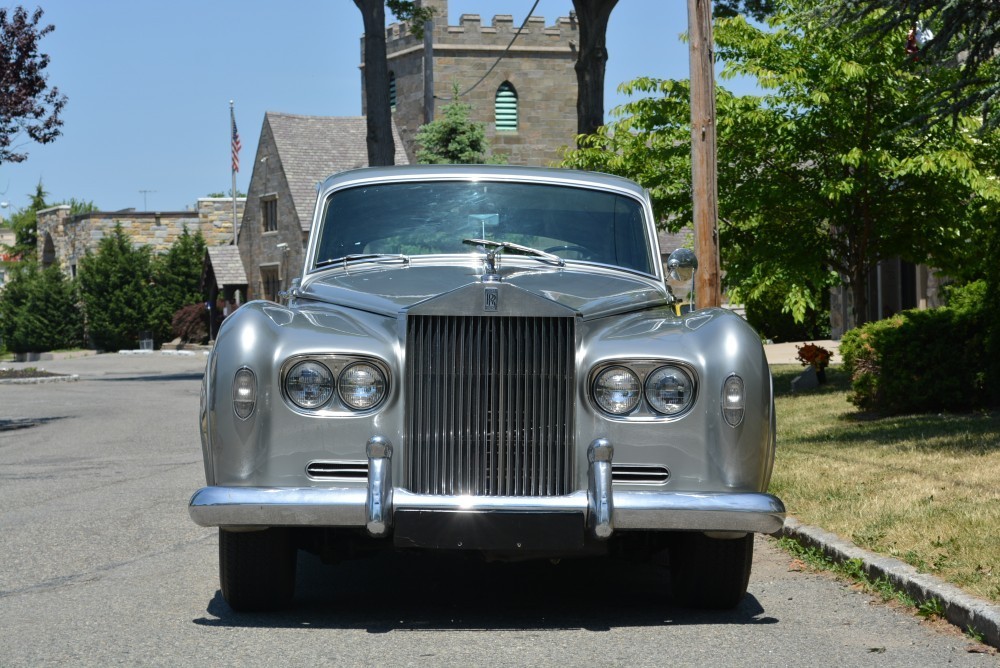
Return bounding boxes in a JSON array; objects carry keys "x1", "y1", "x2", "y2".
[
  {"x1": 374, "y1": 0, "x2": 578, "y2": 166},
  {"x1": 36, "y1": 198, "x2": 245, "y2": 275}
]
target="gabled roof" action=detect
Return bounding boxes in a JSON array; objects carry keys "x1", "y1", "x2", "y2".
[
  {"x1": 206, "y1": 245, "x2": 248, "y2": 286},
  {"x1": 265, "y1": 113, "x2": 409, "y2": 232}
]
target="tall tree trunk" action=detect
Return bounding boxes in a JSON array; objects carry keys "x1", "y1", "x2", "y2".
[
  {"x1": 355, "y1": 0, "x2": 396, "y2": 166},
  {"x1": 572, "y1": 0, "x2": 618, "y2": 140},
  {"x1": 850, "y1": 264, "x2": 870, "y2": 330}
]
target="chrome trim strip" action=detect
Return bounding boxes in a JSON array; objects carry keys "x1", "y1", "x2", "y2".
[{"x1": 189, "y1": 486, "x2": 785, "y2": 534}]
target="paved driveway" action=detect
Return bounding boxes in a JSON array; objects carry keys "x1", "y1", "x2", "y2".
[{"x1": 0, "y1": 353, "x2": 995, "y2": 666}]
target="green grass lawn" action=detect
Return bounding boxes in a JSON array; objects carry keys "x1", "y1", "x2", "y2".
[{"x1": 770, "y1": 364, "x2": 1000, "y2": 603}]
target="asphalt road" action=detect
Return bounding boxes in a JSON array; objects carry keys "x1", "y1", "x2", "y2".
[{"x1": 1, "y1": 353, "x2": 997, "y2": 667}]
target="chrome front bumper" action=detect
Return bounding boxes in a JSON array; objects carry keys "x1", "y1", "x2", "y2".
[{"x1": 189, "y1": 439, "x2": 786, "y2": 538}]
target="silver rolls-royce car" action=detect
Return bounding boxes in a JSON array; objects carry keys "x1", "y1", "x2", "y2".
[{"x1": 190, "y1": 165, "x2": 785, "y2": 611}]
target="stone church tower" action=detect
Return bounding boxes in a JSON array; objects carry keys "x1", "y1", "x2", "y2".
[{"x1": 363, "y1": 0, "x2": 579, "y2": 166}]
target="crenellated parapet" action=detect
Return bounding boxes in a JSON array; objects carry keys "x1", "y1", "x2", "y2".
[
  {"x1": 384, "y1": 2, "x2": 576, "y2": 54},
  {"x1": 373, "y1": 0, "x2": 578, "y2": 169}
]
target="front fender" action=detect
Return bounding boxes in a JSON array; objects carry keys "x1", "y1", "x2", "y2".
[{"x1": 577, "y1": 307, "x2": 774, "y2": 493}]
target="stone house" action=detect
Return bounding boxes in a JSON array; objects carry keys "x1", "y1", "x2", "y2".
[
  {"x1": 236, "y1": 112, "x2": 408, "y2": 301},
  {"x1": 374, "y1": 0, "x2": 578, "y2": 165},
  {"x1": 36, "y1": 199, "x2": 245, "y2": 278}
]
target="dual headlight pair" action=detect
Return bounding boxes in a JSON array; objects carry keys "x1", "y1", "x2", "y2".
[
  {"x1": 284, "y1": 358, "x2": 387, "y2": 412},
  {"x1": 591, "y1": 362, "x2": 745, "y2": 426}
]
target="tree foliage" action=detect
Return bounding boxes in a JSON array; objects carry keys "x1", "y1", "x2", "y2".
[
  {"x1": 0, "y1": 261, "x2": 82, "y2": 353},
  {"x1": 4, "y1": 180, "x2": 47, "y2": 259},
  {"x1": 415, "y1": 93, "x2": 504, "y2": 164},
  {"x1": 77, "y1": 224, "x2": 157, "y2": 351},
  {"x1": 713, "y1": 0, "x2": 777, "y2": 22},
  {"x1": 563, "y1": 0, "x2": 1000, "y2": 328},
  {"x1": 0, "y1": 7, "x2": 67, "y2": 164},
  {"x1": 150, "y1": 228, "x2": 207, "y2": 342},
  {"x1": 837, "y1": 0, "x2": 1000, "y2": 130}
]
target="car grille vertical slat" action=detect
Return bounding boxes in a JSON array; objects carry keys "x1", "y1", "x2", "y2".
[{"x1": 406, "y1": 314, "x2": 574, "y2": 497}]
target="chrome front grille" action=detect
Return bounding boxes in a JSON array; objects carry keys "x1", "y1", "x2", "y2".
[{"x1": 405, "y1": 314, "x2": 575, "y2": 496}]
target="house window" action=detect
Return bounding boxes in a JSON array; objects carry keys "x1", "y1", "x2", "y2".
[
  {"x1": 262, "y1": 197, "x2": 278, "y2": 233},
  {"x1": 389, "y1": 72, "x2": 397, "y2": 112},
  {"x1": 495, "y1": 81, "x2": 518, "y2": 132},
  {"x1": 260, "y1": 265, "x2": 280, "y2": 302}
]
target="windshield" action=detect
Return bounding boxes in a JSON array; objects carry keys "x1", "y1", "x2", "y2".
[{"x1": 314, "y1": 180, "x2": 655, "y2": 274}]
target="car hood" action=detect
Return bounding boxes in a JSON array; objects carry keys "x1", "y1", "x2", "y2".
[{"x1": 298, "y1": 264, "x2": 669, "y2": 320}]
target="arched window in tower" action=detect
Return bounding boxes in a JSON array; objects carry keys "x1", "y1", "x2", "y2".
[
  {"x1": 495, "y1": 82, "x2": 518, "y2": 132},
  {"x1": 389, "y1": 72, "x2": 397, "y2": 112}
]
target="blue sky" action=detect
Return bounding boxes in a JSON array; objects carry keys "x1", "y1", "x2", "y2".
[{"x1": 0, "y1": 1, "x2": 754, "y2": 215}]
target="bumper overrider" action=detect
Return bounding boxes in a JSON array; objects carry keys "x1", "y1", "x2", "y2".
[{"x1": 189, "y1": 439, "x2": 786, "y2": 548}]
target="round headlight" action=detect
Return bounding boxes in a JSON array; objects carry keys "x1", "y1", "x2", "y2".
[
  {"x1": 645, "y1": 365, "x2": 695, "y2": 416},
  {"x1": 593, "y1": 366, "x2": 641, "y2": 415},
  {"x1": 338, "y1": 362, "x2": 387, "y2": 410},
  {"x1": 285, "y1": 361, "x2": 334, "y2": 409},
  {"x1": 233, "y1": 367, "x2": 256, "y2": 419},
  {"x1": 722, "y1": 374, "x2": 745, "y2": 427}
]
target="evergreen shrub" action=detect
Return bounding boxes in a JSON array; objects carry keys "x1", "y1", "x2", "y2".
[{"x1": 841, "y1": 288, "x2": 988, "y2": 414}]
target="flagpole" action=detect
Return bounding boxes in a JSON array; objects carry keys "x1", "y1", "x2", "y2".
[{"x1": 230, "y1": 100, "x2": 238, "y2": 246}]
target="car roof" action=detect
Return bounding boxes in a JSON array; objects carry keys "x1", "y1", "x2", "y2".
[{"x1": 318, "y1": 164, "x2": 647, "y2": 199}]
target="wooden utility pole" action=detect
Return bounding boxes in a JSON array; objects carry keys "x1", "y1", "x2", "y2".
[{"x1": 688, "y1": 0, "x2": 721, "y2": 308}]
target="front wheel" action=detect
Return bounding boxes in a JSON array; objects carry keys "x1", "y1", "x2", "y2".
[
  {"x1": 219, "y1": 528, "x2": 297, "y2": 611},
  {"x1": 670, "y1": 532, "x2": 753, "y2": 609}
]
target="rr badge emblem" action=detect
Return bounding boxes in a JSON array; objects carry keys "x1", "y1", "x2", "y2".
[{"x1": 484, "y1": 287, "x2": 499, "y2": 312}]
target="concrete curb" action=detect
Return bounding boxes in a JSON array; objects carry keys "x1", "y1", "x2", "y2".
[
  {"x1": 780, "y1": 516, "x2": 1000, "y2": 648},
  {"x1": 0, "y1": 374, "x2": 79, "y2": 385}
]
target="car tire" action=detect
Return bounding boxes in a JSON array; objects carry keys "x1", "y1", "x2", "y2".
[
  {"x1": 219, "y1": 527, "x2": 297, "y2": 611},
  {"x1": 670, "y1": 532, "x2": 753, "y2": 609}
]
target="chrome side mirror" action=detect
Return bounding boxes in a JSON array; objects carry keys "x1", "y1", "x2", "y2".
[{"x1": 667, "y1": 248, "x2": 698, "y2": 282}]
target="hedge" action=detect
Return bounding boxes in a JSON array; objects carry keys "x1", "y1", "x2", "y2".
[{"x1": 840, "y1": 281, "x2": 991, "y2": 414}]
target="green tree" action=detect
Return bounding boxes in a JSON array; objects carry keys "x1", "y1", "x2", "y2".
[
  {"x1": 415, "y1": 93, "x2": 504, "y2": 164},
  {"x1": 0, "y1": 7, "x2": 67, "y2": 164},
  {"x1": 0, "y1": 261, "x2": 82, "y2": 353},
  {"x1": 150, "y1": 228, "x2": 207, "y2": 342},
  {"x1": 4, "y1": 181, "x2": 48, "y2": 259},
  {"x1": 78, "y1": 224, "x2": 157, "y2": 351},
  {"x1": 563, "y1": 0, "x2": 1000, "y2": 327},
  {"x1": 838, "y1": 0, "x2": 1000, "y2": 130},
  {"x1": 714, "y1": 0, "x2": 776, "y2": 21}
]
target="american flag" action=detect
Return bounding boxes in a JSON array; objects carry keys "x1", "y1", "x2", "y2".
[{"x1": 230, "y1": 107, "x2": 242, "y2": 173}]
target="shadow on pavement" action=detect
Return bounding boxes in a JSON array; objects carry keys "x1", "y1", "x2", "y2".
[{"x1": 193, "y1": 551, "x2": 778, "y2": 631}]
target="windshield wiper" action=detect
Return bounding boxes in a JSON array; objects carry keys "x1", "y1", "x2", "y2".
[
  {"x1": 315, "y1": 253, "x2": 410, "y2": 269},
  {"x1": 462, "y1": 238, "x2": 565, "y2": 268}
]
